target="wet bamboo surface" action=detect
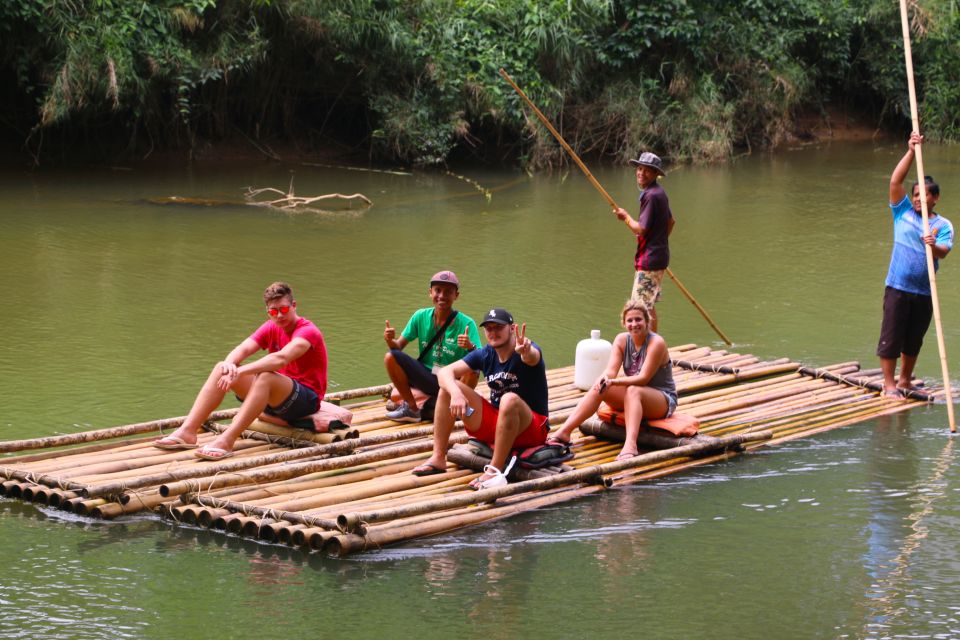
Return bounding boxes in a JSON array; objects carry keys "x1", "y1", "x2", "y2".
[{"x1": 0, "y1": 344, "x2": 943, "y2": 556}]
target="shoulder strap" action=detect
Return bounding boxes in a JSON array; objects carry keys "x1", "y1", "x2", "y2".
[{"x1": 417, "y1": 310, "x2": 459, "y2": 363}]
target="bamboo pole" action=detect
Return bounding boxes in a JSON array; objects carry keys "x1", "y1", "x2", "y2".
[
  {"x1": 0, "y1": 384, "x2": 391, "y2": 455},
  {"x1": 898, "y1": 0, "x2": 955, "y2": 432},
  {"x1": 334, "y1": 431, "x2": 771, "y2": 534},
  {"x1": 498, "y1": 67, "x2": 732, "y2": 345},
  {"x1": 0, "y1": 410, "x2": 239, "y2": 454},
  {"x1": 84, "y1": 424, "x2": 440, "y2": 499},
  {"x1": 326, "y1": 484, "x2": 605, "y2": 557}
]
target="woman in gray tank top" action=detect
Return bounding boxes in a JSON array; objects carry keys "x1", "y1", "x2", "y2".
[{"x1": 550, "y1": 300, "x2": 677, "y2": 460}]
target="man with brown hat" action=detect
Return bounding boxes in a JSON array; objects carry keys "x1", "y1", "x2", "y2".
[
  {"x1": 383, "y1": 270, "x2": 481, "y2": 422},
  {"x1": 615, "y1": 151, "x2": 675, "y2": 332}
]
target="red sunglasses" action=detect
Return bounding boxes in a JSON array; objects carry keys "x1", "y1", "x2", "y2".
[{"x1": 267, "y1": 305, "x2": 293, "y2": 317}]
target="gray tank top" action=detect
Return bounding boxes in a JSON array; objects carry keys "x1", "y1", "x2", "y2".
[{"x1": 623, "y1": 331, "x2": 677, "y2": 403}]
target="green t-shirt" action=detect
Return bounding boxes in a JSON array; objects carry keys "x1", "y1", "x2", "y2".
[{"x1": 401, "y1": 307, "x2": 481, "y2": 369}]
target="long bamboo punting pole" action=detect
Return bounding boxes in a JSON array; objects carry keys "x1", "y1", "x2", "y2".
[
  {"x1": 498, "y1": 68, "x2": 732, "y2": 345},
  {"x1": 898, "y1": 0, "x2": 955, "y2": 432}
]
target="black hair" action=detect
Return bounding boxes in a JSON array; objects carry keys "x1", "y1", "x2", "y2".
[{"x1": 912, "y1": 175, "x2": 940, "y2": 197}]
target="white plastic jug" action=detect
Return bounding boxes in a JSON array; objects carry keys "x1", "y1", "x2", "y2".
[{"x1": 574, "y1": 329, "x2": 612, "y2": 390}]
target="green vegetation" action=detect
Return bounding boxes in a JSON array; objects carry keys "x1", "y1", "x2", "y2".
[{"x1": 1, "y1": 0, "x2": 958, "y2": 167}]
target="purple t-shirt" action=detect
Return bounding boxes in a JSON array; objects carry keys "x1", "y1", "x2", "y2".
[
  {"x1": 634, "y1": 183, "x2": 673, "y2": 271},
  {"x1": 249, "y1": 317, "x2": 328, "y2": 405}
]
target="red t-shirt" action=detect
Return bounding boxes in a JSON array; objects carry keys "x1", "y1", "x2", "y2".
[{"x1": 249, "y1": 317, "x2": 328, "y2": 403}]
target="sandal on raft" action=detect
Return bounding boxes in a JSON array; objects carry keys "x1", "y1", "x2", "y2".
[
  {"x1": 616, "y1": 451, "x2": 638, "y2": 462},
  {"x1": 195, "y1": 446, "x2": 234, "y2": 461},
  {"x1": 469, "y1": 457, "x2": 517, "y2": 491},
  {"x1": 412, "y1": 463, "x2": 446, "y2": 477},
  {"x1": 153, "y1": 436, "x2": 197, "y2": 451}
]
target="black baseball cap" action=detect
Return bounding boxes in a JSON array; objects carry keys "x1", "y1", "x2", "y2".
[{"x1": 480, "y1": 308, "x2": 514, "y2": 326}]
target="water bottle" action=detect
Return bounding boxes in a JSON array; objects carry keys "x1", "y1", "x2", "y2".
[{"x1": 574, "y1": 330, "x2": 612, "y2": 390}]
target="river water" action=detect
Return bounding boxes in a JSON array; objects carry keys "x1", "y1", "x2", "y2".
[{"x1": 2, "y1": 141, "x2": 960, "y2": 639}]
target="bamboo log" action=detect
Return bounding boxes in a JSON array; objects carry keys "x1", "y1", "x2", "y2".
[
  {"x1": 445, "y1": 447, "x2": 574, "y2": 480},
  {"x1": 0, "y1": 384, "x2": 390, "y2": 455},
  {"x1": 84, "y1": 424, "x2": 442, "y2": 499},
  {"x1": 327, "y1": 484, "x2": 603, "y2": 556},
  {"x1": 335, "y1": 431, "x2": 772, "y2": 533},
  {"x1": 0, "y1": 410, "x2": 239, "y2": 454},
  {"x1": 161, "y1": 434, "x2": 469, "y2": 499},
  {"x1": 799, "y1": 365, "x2": 934, "y2": 402},
  {"x1": 188, "y1": 494, "x2": 340, "y2": 531},
  {"x1": 577, "y1": 419, "x2": 717, "y2": 450}
]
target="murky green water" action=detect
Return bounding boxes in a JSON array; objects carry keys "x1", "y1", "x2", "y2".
[{"x1": 2, "y1": 141, "x2": 960, "y2": 639}]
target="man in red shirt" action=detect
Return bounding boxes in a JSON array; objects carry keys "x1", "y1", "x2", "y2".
[{"x1": 153, "y1": 281, "x2": 328, "y2": 460}]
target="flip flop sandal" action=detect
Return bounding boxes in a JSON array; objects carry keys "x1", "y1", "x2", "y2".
[
  {"x1": 153, "y1": 436, "x2": 197, "y2": 450},
  {"x1": 195, "y1": 446, "x2": 234, "y2": 461},
  {"x1": 411, "y1": 463, "x2": 446, "y2": 477}
]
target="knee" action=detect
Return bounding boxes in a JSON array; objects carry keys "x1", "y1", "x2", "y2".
[
  {"x1": 499, "y1": 393, "x2": 525, "y2": 414},
  {"x1": 384, "y1": 351, "x2": 397, "y2": 367},
  {"x1": 250, "y1": 371, "x2": 275, "y2": 389},
  {"x1": 625, "y1": 385, "x2": 644, "y2": 400}
]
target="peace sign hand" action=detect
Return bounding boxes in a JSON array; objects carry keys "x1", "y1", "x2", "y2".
[{"x1": 514, "y1": 323, "x2": 530, "y2": 355}]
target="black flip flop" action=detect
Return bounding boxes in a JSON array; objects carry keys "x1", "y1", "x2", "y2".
[{"x1": 412, "y1": 463, "x2": 446, "y2": 477}]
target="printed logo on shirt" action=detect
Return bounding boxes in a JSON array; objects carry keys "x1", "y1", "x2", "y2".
[{"x1": 486, "y1": 371, "x2": 519, "y2": 404}]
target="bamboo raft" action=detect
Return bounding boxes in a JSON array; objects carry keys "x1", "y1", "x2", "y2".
[{"x1": 0, "y1": 344, "x2": 945, "y2": 556}]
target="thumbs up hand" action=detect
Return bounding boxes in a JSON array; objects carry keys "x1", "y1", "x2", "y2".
[
  {"x1": 384, "y1": 320, "x2": 396, "y2": 343},
  {"x1": 457, "y1": 327, "x2": 474, "y2": 351}
]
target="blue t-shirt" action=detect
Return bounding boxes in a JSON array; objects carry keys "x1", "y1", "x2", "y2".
[
  {"x1": 886, "y1": 195, "x2": 953, "y2": 295},
  {"x1": 462, "y1": 343, "x2": 549, "y2": 417}
]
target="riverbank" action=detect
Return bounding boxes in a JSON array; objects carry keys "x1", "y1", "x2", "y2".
[{"x1": 0, "y1": 104, "x2": 890, "y2": 173}]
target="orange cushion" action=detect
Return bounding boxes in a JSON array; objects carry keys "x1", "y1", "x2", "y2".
[{"x1": 597, "y1": 403, "x2": 699, "y2": 437}]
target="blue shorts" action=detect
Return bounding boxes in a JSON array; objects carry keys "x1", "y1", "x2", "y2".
[{"x1": 264, "y1": 379, "x2": 319, "y2": 420}]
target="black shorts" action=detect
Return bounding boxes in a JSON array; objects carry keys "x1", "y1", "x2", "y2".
[
  {"x1": 876, "y1": 286, "x2": 933, "y2": 358},
  {"x1": 264, "y1": 379, "x2": 319, "y2": 421},
  {"x1": 389, "y1": 349, "x2": 440, "y2": 397}
]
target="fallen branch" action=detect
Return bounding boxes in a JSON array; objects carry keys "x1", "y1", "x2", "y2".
[{"x1": 243, "y1": 175, "x2": 372, "y2": 210}]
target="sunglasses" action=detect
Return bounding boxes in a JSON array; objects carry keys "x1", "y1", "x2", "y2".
[{"x1": 266, "y1": 305, "x2": 293, "y2": 317}]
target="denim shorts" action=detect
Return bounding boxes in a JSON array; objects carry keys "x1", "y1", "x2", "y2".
[{"x1": 264, "y1": 379, "x2": 319, "y2": 420}]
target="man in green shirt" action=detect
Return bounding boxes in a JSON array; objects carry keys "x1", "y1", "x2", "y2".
[{"x1": 383, "y1": 270, "x2": 482, "y2": 422}]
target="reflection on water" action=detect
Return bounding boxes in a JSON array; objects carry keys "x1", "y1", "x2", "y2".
[
  {"x1": 859, "y1": 415, "x2": 958, "y2": 639},
  {"x1": 2, "y1": 142, "x2": 960, "y2": 639}
]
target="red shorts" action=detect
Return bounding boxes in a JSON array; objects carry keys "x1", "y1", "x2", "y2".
[{"x1": 467, "y1": 398, "x2": 549, "y2": 448}]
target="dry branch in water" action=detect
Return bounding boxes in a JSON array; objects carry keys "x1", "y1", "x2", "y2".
[{"x1": 243, "y1": 176, "x2": 372, "y2": 211}]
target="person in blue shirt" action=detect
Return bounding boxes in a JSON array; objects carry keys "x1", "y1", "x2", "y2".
[
  {"x1": 878, "y1": 133, "x2": 953, "y2": 396},
  {"x1": 411, "y1": 308, "x2": 549, "y2": 489}
]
